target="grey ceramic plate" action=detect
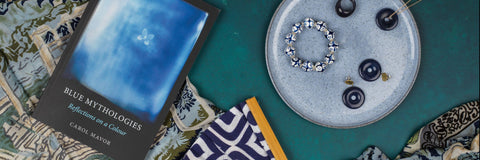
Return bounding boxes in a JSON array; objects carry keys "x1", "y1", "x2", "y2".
[{"x1": 266, "y1": 0, "x2": 420, "y2": 128}]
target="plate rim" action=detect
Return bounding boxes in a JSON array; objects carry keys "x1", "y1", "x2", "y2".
[{"x1": 265, "y1": 0, "x2": 422, "y2": 129}]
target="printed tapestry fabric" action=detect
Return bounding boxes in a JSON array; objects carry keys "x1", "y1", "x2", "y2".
[
  {"x1": 0, "y1": 0, "x2": 223, "y2": 159},
  {"x1": 356, "y1": 100, "x2": 479, "y2": 160},
  {"x1": 183, "y1": 97, "x2": 287, "y2": 160}
]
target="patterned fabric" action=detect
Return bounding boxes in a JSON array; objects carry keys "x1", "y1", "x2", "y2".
[
  {"x1": 356, "y1": 100, "x2": 479, "y2": 160},
  {"x1": 183, "y1": 97, "x2": 287, "y2": 160},
  {"x1": 356, "y1": 146, "x2": 389, "y2": 160},
  {"x1": 0, "y1": 0, "x2": 223, "y2": 159},
  {"x1": 145, "y1": 78, "x2": 224, "y2": 160}
]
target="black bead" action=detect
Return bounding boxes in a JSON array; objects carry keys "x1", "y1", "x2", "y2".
[
  {"x1": 342, "y1": 86, "x2": 365, "y2": 109},
  {"x1": 376, "y1": 8, "x2": 398, "y2": 31},
  {"x1": 336, "y1": 0, "x2": 356, "y2": 18},
  {"x1": 358, "y1": 59, "x2": 382, "y2": 82}
]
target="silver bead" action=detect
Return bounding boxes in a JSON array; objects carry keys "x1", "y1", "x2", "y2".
[
  {"x1": 304, "y1": 18, "x2": 314, "y2": 29},
  {"x1": 285, "y1": 33, "x2": 296, "y2": 45},
  {"x1": 285, "y1": 46, "x2": 295, "y2": 56},
  {"x1": 292, "y1": 23, "x2": 303, "y2": 34},
  {"x1": 285, "y1": 19, "x2": 339, "y2": 73},
  {"x1": 291, "y1": 57, "x2": 302, "y2": 67},
  {"x1": 328, "y1": 41, "x2": 339, "y2": 52},
  {"x1": 315, "y1": 21, "x2": 327, "y2": 32},
  {"x1": 315, "y1": 62, "x2": 327, "y2": 72},
  {"x1": 325, "y1": 53, "x2": 335, "y2": 64},
  {"x1": 301, "y1": 61, "x2": 313, "y2": 72},
  {"x1": 285, "y1": 33, "x2": 297, "y2": 44},
  {"x1": 325, "y1": 30, "x2": 335, "y2": 41}
]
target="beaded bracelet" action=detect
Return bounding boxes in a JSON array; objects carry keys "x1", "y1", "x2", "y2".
[{"x1": 284, "y1": 18, "x2": 339, "y2": 72}]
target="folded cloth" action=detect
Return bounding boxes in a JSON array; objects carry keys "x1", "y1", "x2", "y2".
[
  {"x1": 0, "y1": 1, "x2": 223, "y2": 159},
  {"x1": 356, "y1": 100, "x2": 479, "y2": 160},
  {"x1": 183, "y1": 97, "x2": 287, "y2": 160},
  {"x1": 145, "y1": 78, "x2": 224, "y2": 160}
]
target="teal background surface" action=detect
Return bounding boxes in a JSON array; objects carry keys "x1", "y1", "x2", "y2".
[{"x1": 188, "y1": 0, "x2": 479, "y2": 159}]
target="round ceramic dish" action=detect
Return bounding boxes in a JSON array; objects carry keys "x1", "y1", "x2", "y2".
[{"x1": 266, "y1": 0, "x2": 420, "y2": 128}]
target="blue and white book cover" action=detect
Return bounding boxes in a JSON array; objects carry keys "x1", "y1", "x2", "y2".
[{"x1": 32, "y1": 0, "x2": 218, "y2": 159}]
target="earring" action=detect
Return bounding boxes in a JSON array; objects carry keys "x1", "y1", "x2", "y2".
[
  {"x1": 342, "y1": 76, "x2": 364, "y2": 109},
  {"x1": 381, "y1": 73, "x2": 391, "y2": 81},
  {"x1": 336, "y1": 0, "x2": 356, "y2": 17},
  {"x1": 358, "y1": 59, "x2": 382, "y2": 82},
  {"x1": 376, "y1": 8, "x2": 398, "y2": 31},
  {"x1": 345, "y1": 76, "x2": 354, "y2": 85}
]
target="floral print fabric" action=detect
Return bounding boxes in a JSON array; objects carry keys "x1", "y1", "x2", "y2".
[{"x1": 145, "y1": 78, "x2": 224, "y2": 160}]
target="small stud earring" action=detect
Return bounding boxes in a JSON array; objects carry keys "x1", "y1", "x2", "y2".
[
  {"x1": 345, "y1": 76, "x2": 354, "y2": 85},
  {"x1": 381, "y1": 73, "x2": 391, "y2": 81}
]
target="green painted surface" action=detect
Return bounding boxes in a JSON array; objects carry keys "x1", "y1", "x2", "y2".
[{"x1": 188, "y1": 0, "x2": 479, "y2": 159}]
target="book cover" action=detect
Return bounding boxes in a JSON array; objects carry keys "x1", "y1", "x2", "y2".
[{"x1": 32, "y1": 0, "x2": 219, "y2": 159}]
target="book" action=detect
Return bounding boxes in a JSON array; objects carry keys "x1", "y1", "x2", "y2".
[{"x1": 32, "y1": 0, "x2": 219, "y2": 159}]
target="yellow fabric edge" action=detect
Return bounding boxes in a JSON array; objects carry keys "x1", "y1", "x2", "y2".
[{"x1": 246, "y1": 97, "x2": 288, "y2": 160}]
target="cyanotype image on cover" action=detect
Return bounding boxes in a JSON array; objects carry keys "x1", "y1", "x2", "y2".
[
  {"x1": 33, "y1": 0, "x2": 218, "y2": 159},
  {"x1": 64, "y1": 0, "x2": 207, "y2": 122}
]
